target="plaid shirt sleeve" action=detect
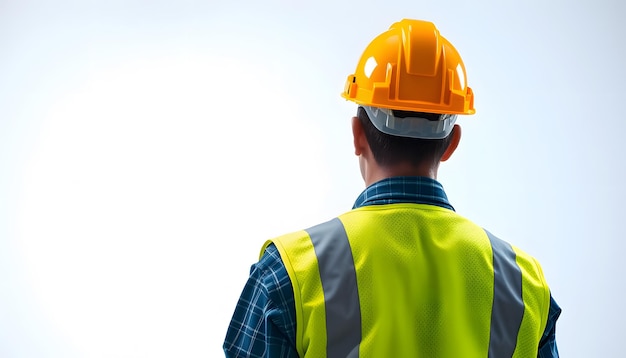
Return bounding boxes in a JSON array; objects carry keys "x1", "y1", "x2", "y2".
[
  {"x1": 537, "y1": 294, "x2": 562, "y2": 358},
  {"x1": 223, "y1": 244, "x2": 298, "y2": 358}
]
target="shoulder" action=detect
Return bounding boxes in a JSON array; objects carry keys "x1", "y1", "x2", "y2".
[
  {"x1": 263, "y1": 218, "x2": 345, "y2": 262},
  {"x1": 483, "y1": 229, "x2": 546, "y2": 276}
]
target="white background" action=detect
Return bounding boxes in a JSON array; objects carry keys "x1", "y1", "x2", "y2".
[{"x1": 1, "y1": 0, "x2": 624, "y2": 356}]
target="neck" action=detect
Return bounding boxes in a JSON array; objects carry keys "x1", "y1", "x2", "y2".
[{"x1": 364, "y1": 161, "x2": 439, "y2": 187}]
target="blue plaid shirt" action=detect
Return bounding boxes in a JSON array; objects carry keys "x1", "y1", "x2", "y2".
[{"x1": 224, "y1": 176, "x2": 561, "y2": 357}]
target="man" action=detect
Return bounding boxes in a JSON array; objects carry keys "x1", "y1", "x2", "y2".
[{"x1": 224, "y1": 19, "x2": 560, "y2": 357}]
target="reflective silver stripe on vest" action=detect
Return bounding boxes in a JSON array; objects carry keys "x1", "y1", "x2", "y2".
[
  {"x1": 306, "y1": 218, "x2": 361, "y2": 358},
  {"x1": 485, "y1": 229, "x2": 525, "y2": 358}
]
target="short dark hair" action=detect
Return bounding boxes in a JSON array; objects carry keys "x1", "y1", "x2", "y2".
[{"x1": 357, "y1": 106, "x2": 453, "y2": 167}]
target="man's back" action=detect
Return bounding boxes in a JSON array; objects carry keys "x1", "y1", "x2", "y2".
[{"x1": 270, "y1": 200, "x2": 550, "y2": 357}]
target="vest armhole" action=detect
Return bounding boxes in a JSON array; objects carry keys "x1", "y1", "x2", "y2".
[
  {"x1": 264, "y1": 237, "x2": 308, "y2": 357},
  {"x1": 530, "y1": 256, "x2": 551, "y2": 339}
]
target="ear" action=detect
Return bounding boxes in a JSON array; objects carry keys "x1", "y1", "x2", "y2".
[
  {"x1": 352, "y1": 116, "x2": 367, "y2": 156},
  {"x1": 441, "y1": 124, "x2": 461, "y2": 162}
]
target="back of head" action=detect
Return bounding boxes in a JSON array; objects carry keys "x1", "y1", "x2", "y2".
[{"x1": 356, "y1": 107, "x2": 454, "y2": 167}]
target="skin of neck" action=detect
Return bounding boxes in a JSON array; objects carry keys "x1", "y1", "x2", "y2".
[{"x1": 352, "y1": 116, "x2": 461, "y2": 187}]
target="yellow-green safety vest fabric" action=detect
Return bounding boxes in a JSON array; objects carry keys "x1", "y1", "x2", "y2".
[{"x1": 262, "y1": 203, "x2": 551, "y2": 358}]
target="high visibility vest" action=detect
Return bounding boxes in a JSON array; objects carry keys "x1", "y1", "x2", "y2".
[{"x1": 263, "y1": 203, "x2": 551, "y2": 358}]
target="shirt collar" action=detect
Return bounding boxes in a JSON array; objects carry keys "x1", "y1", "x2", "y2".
[{"x1": 353, "y1": 176, "x2": 455, "y2": 211}]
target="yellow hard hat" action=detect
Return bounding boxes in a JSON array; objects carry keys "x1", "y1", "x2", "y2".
[{"x1": 342, "y1": 19, "x2": 475, "y2": 116}]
